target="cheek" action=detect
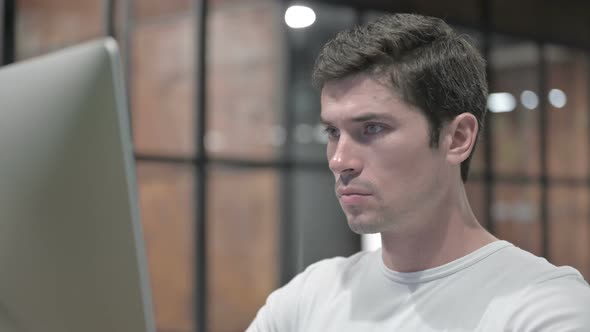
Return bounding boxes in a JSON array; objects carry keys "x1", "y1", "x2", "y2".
[
  {"x1": 374, "y1": 140, "x2": 426, "y2": 171},
  {"x1": 370, "y1": 142, "x2": 439, "y2": 192}
]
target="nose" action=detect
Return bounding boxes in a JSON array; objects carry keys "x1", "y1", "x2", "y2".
[{"x1": 328, "y1": 136, "x2": 362, "y2": 181}]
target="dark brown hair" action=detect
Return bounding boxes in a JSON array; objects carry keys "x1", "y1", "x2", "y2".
[{"x1": 312, "y1": 13, "x2": 487, "y2": 181}]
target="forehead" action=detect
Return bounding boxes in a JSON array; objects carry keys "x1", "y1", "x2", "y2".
[{"x1": 320, "y1": 74, "x2": 417, "y2": 123}]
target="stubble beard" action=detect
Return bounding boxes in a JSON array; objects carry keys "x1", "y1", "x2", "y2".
[{"x1": 346, "y1": 206, "x2": 392, "y2": 235}]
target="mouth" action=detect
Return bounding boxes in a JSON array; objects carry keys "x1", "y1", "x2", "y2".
[
  {"x1": 336, "y1": 187, "x2": 371, "y2": 197},
  {"x1": 338, "y1": 193, "x2": 371, "y2": 205}
]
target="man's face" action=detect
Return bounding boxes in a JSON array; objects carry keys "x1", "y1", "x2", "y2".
[{"x1": 320, "y1": 74, "x2": 451, "y2": 234}]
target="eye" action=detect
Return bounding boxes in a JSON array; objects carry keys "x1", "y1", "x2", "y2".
[
  {"x1": 323, "y1": 126, "x2": 340, "y2": 140},
  {"x1": 364, "y1": 123, "x2": 385, "y2": 135}
]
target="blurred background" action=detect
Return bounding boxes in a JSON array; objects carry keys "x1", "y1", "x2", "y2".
[{"x1": 1, "y1": 0, "x2": 590, "y2": 331}]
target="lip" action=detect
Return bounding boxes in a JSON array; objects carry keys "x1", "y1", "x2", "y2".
[
  {"x1": 336, "y1": 188, "x2": 371, "y2": 197},
  {"x1": 336, "y1": 188, "x2": 372, "y2": 205},
  {"x1": 339, "y1": 193, "x2": 371, "y2": 205}
]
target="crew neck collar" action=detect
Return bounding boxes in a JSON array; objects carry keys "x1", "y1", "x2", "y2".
[{"x1": 379, "y1": 240, "x2": 512, "y2": 284}]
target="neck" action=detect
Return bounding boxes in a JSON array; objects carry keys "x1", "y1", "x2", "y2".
[{"x1": 380, "y1": 185, "x2": 496, "y2": 273}]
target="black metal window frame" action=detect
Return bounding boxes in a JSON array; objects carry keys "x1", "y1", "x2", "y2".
[{"x1": 1, "y1": 0, "x2": 15, "y2": 65}]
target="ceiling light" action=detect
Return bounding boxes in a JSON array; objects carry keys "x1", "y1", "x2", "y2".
[
  {"x1": 520, "y1": 90, "x2": 539, "y2": 110},
  {"x1": 285, "y1": 5, "x2": 316, "y2": 29},
  {"x1": 487, "y1": 92, "x2": 516, "y2": 113},
  {"x1": 548, "y1": 89, "x2": 567, "y2": 108}
]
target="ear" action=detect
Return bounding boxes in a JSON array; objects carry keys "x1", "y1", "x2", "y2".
[{"x1": 445, "y1": 113, "x2": 478, "y2": 165}]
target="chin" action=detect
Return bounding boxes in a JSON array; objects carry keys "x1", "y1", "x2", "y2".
[{"x1": 347, "y1": 218, "x2": 383, "y2": 235}]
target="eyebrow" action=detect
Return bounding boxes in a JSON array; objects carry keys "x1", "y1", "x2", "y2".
[{"x1": 320, "y1": 112, "x2": 393, "y2": 125}]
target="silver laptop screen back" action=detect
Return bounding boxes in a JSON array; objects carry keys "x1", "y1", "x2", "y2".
[{"x1": 0, "y1": 38, "x2": 155, "y2": 332}]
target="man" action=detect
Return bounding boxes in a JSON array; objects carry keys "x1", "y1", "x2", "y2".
[{"x1": 248, "y1": 13, "x2": 590, "y2": 331}]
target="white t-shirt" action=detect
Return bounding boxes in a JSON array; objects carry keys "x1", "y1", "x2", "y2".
[{"x1": 247, "y1": 240, "x2": 590, "y2": 331}]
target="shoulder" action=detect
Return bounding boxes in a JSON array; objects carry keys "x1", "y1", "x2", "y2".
[
  {"x1": 505, "y1": 271, "x2": 590, "y2": 331},
  {"x1": 481, "y1": 243, "x2": 580, "y2": 288},
  {"x1": 462, "y1": 242, "x2": 590, "y2": 330},
  {"x1": 283, "y1": 250, "x2": 376, "y2": 306},
  {"x1": 493, "y1": 244, "x2": 590, "y2": 330},
  {"x1": 246, "y1": 250, "x2": 376, "y2": 332},
  {"x1": 303, "y1": 249, "x2": 374, "y2": 283}
]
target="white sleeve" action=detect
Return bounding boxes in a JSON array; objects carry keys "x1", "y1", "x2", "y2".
[
  {"x1": 246, "y1": 264, "x2": 318, "y2": 332},
  {"x1": 505, "y1": 274, "x2": 590, "y2": 332}
]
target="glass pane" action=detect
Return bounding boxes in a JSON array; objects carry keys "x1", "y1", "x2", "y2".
[
  {"x1": 546, "y1": 45, "x2": 589, "y2": 178},
  {"x1": 469, "y1": 143, "x2": 486, "y2": 178},
  {"x1": 207, "y1": 2, "x2": 282, "y2": 160},
  {"x1": 362, "y1": 10, "x2": 384, "y2": 24},
  {"x1": 293, "y1": 169, "x2": 359, "y2": 270},
  {"x1": 289, "y1": 4, "x2": 357, "y2": 162},
  {"x1": 363, "y1": 1, "x2": 481, "y2": 27},
  {"x1": 465, "y1": 180, "x2": 488, "y2": 229},
  {"x1": 16, "y1": 0, "x2": 103, "y2": 60},
  {"x1": 490, "y1": 1, "x2": 587, "y2": 49},
  {"x1": 131, "y1": 13, "x2": 195, "y2": 157},
  {"x1": 454, "y1": 26, "x2": 485, "y2": 176},
  {"x1": 208, "y1": 167, "x2": 279, "y2": 332},
  {"x1": 493, "y1": 184, "x2": 542, "y2": 256},
  {"x1": 549, "y1": 187, "x2": 590, "y2": 280},
  {"x1": 136, "y1": 161, "x2": 195, "y2": 332},
  {"x1": 489, "y1": 36, "x2": 540, "y2": 176},
  {"x1": 413, "y1": 0, "x2": 480, "y2": 27},
  {"x1": 135, "y1": 0, "x2": 191, "y2": 20},
  {"x1": 454, "y1": 25, "x2": 484, "y2": 53}
]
